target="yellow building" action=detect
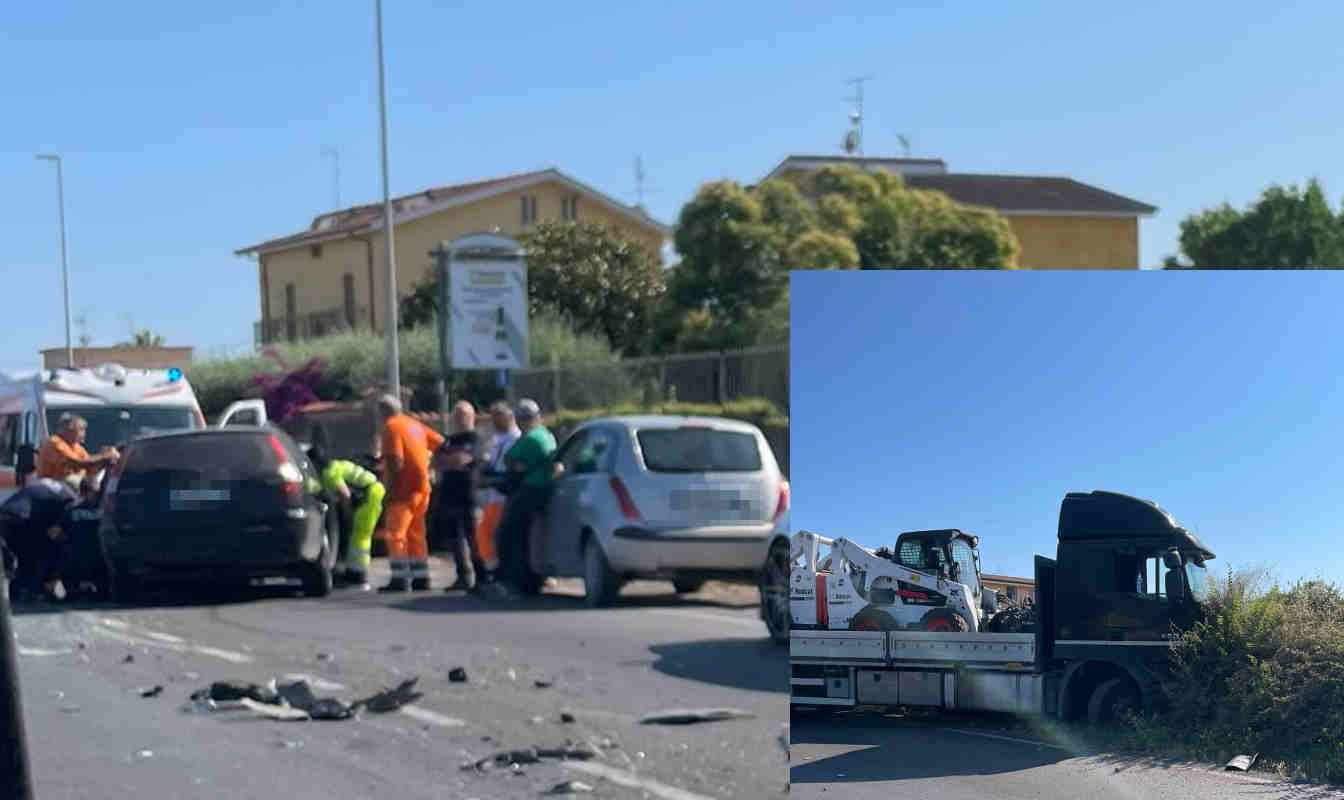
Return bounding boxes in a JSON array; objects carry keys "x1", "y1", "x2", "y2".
[
  {"x1": 235, "y1": 168, "x2": 669, "y2": 345},
  {"x1": 765, "y1": 155, "x2": 1157, "y2": 269}
]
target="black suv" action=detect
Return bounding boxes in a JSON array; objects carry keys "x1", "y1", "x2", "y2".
[{"x1": 98, "y1": 426, "x2": 337, "y2": 601}]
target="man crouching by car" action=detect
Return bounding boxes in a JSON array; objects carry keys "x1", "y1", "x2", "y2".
[{"x1": 0, "y1": 468, "x2": 82, "y2": 604}]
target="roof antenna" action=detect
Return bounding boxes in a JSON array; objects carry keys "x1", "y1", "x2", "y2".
[
  {"x1": 635, "y1": 154, "x2": 645, "y2": 208},
  {"x1": 844, "y1": 76, "x2": 873, "y2": 158},
  {"x1": 897, "y1": 134, "x2": 911, "y2": 158}
]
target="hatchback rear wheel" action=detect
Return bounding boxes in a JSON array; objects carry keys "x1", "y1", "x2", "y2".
[
  {"x1": 761, "y1": 538, "x2": 790, "y2": 645},
  {"x1": 583, "y1": 536, "x2": 621, "y2": 608}
]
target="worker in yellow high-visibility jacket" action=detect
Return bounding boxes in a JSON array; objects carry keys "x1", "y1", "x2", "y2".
[{"x1": 308, "y1": 447, "x2": 384, "y2": 591}]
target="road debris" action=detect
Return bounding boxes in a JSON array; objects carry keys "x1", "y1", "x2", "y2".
[
  {"x1": 1226, "y1": 753, "x2": 1258, "y2": 771},
  {"x1": 534, "y1": 679, "x2": 553, "y2": 689},
  {"x1": 560, "y1": 711, "x2": 576, "y2": 724},
  {"x1": 545, "y1": 780, "x2": 595, "y2": 795},
  {"x1": 316, "y1": 652, "x2": 333, "y2": 661},
  {"x1": 357, "y1": 677, "x2": 422, "y2": 713},
  {"x1": 462, "y1": 745, "x2": 598, "y2": 772},
  {"x1": 277, "y1": 679, "x2": 357, "y2": 720},
  {"x1": 240, "y1": 698, "x2": 311, "y2": 721},
  {"x1": 190, "y1": 680, "x2": 279, "y2": 704},
  {"x1": 639, "y1": 708, "x2": 756, "y2": 725},
  {"x1": 139, "y1": 685, "x2": 164, "y2": 698},
  {"x1": 449, "y1": 667, "x2": 469, "y2": 683},
  {"x1": 135, "y1": 750, "x2": 154, "y2": 760},
  {"x1": 122, "y1": 654, "x2": 135, "y2": 664}
]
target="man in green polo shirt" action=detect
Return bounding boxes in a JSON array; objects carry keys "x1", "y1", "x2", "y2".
[{"x1": 491, "y1": 398, "x2": 557, "y2": 596}]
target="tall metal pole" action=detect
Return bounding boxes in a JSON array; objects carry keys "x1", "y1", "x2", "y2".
[
  {"x1": 38, "y1": 154, "x2": 73, "y2": 368},
  {"x1": 374, "y1": 0, "x2": 400, "y2": 401}
]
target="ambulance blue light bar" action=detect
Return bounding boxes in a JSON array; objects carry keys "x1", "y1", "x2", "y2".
[{"x1": 167, "y1": 367, "x2": 182, "y2": 382}]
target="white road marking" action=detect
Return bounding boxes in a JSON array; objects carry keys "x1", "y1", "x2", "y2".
[
  {"x1": 143, "y1": 631, "x2": 186, "y2": 644},
  {"x1": 563, "y1": 760, "x2": 716, "y2": 800},
  {"x1": 282, "y1": 674, "x2": 348, "y2": 692},
  {"x1": 647, "y1": 609, "x2": 763, "y2": 629},
  {"x1": 90, "y1": 622, "x2": 254, "y2": 664},
  {"x1": 400, "y1": 705, "x2": 466, "y2": 728},
  {"x1": 946, "y1": 728, "x2": 1074, "y2": 752},
  {"x1": 98, "y1": 618, "x2": 131, "y2": 630},
  {"x1": 17, "y1": 646, "x2": 73, "y2": 657}
]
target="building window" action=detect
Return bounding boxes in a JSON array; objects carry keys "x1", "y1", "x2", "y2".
[
  {"x1": 520, "y1": 195, "x2": 537, "y2": 226},
  {"x1": 343, "y1": 273, "x2": 357, "y2": 328},
  {"x1": 311, "y1": 244, "x2": 323, "y2": 258},
  {"x1": 561, "y1": 193, "x2": 580, "y2": 220}
]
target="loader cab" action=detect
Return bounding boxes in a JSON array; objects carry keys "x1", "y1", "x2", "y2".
[
  {"x1": 1053, "y1": 491, "x2": 1215, "y2": 644},
  {"x1": 893, "y1": 529, "x2": 986, "y2": 606}
]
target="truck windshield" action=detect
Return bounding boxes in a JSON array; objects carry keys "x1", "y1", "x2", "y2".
[
  {"x1": 47, "y1": 406, "x2": 199, "y2": 453},
  {"x1": 1184, "y1": 560, "x2": 1211, "y2": 601}
]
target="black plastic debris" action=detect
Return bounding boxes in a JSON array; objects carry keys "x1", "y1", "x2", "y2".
[
  {"x1": 121, "y1": 654, "x2": 135, "y2": 664},
  {"x1": 534, "y1": 679, "x2": 553, "y2": 689},
  {"x1": 356, "y1": 677, "x2": 422, "y2": 713},
  {"x1": 545, "y1": 780, "x2": 594, "y2": 795},
  {"x1": 559, "y1": 711, "x2": 576, "y2": 724},
  {"x1": 463, "y1": 745, "x2": 597, "y2": 772},
  {"x1": 139, "y1": 686, "x2": 163, "y2": 698},
  {"x1": 274, "y1": 679, "x2": 357, "y2": 721},
  {"x1": 448, "y1": 667, "x2": 468, "y2": 683},
  {"x1": 315, "y1": 652, "x2": 332, "y2": 662},
  {"x1": 640, "y1": 708, "x2": 756, "y2": 725},
  {"x1": 190, "y1": 681, "x2": 279, "y2": 704}
]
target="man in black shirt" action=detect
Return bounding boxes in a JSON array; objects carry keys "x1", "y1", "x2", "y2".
[
  {"x1": 0, "y1": 475, "x2": 80, "y2": 603},
  {"x1": 432, "y1": 401, "x2": 482, "y2": 591}
]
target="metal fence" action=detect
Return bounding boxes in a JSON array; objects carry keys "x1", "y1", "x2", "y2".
[{"x1": 508, "y1": 344, "x2": 788, "y2": 414}]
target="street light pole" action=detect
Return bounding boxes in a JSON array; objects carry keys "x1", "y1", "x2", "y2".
[
  {"x1": 374, "y1": 0, "x2": 400, "y2": 401},
  {"x1": 37, "y1": 154, "x2": 73, "y2": 369}
]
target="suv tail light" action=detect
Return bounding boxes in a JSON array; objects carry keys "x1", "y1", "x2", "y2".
[
  {"x1": 774, "y1": 479, "x2": 791, "y2": 521},
  {"x1": 609, "y1": 476, "x2": 642, "y2": 520},
  {"x1": 268, "y1": 435, "x2": 303, "y2": 503}
]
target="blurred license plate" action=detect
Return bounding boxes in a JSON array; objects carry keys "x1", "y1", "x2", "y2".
[
  {"x1": 170, "y1": 489, "x2": 230, "y2": 509},
  {"x1": 670, "y1": 489, "x2": 752, "y2": 518}
]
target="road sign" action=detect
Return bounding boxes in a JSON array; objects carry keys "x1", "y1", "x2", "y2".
[{"x1": 447, "y1": 241, "x2": 528, "y2": 370}]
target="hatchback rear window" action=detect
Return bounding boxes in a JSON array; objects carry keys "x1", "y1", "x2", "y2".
[
  {"x1": 636, "y1": 428, "x2": 762, "y2": 473},
  {"x1": 122, "y1": 434, "x2": 277, "y2": 480}
]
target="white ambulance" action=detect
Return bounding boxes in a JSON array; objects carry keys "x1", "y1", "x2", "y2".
[{"x1": 0, "y1": 363, "x2": 207, "y2": 501}]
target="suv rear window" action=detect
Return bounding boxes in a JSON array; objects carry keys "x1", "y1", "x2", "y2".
[
  {"x1": 636, "y1": 428, "x2": 762, "y2": 473},
  {"x1": 122, "y1": 433, "x2": 277, "y2": 481}
]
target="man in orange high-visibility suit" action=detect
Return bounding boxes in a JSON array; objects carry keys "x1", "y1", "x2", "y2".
[{"x1": 375, "y1": 394, "x2": 444, "y2": 593}]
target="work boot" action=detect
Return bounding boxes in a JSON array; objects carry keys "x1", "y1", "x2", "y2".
[
  {"x1": 411, "y1": 577, "x2": 432, "y2": 592},
  {"x1": 345, "y1": 570, "x2": 372, "y2": 591},
  {"x1": 377, "y1": 578, "x2": 410, "y2": 593}
]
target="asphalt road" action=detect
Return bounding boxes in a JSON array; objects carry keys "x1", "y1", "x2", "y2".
[
  {"x1": 10, "y1": 558, "x2": 789, "y2": 800},
  {"x1": 791, "y1": 710, "x2": 1344, "y2": 800}
]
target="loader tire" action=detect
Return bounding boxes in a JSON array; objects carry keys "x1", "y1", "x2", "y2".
[
  {"x1": 920, "y1": 608, "x2": 970, "y2": 633},
  {"x1": 987, "y1": 603, "x2": 1038, "y2": 634},
  {"x1": 848, "y1": 606, "x2": 901, "y2": 632}
]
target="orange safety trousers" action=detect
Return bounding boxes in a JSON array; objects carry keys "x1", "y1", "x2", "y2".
[
  {"x1": 473, "y1": 499, "x2": 504, "y2": 571},
  {"x1": 384, "y1": 492, "x2": 430, "y2": 579}
]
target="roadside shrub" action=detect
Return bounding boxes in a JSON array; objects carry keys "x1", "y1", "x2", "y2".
[
  {"x1": 1156, "y1": 569, "x2": 1344, "y2": 783},
  {"x1": 187, "y1": 312, "x2": 623, "y2": 418}
]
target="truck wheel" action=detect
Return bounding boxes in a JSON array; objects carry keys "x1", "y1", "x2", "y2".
[
  {"x1": 920, "y1": 608, "x2": 970, "y2": 632},
  {"x1": 1086, "y1": 677, "x2": 1140, "y2": 725},
  {"x1": 849, "y1": 607, "x2": 901, "y2": 631}
]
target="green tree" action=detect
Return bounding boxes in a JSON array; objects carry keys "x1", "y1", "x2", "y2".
[
  {"x1": 1164, "y1": 179, "x2": 1344, "y2": 268},
  {"x1": 399, "y1": 221, "x2": 665, "y2": 355},
  {"x1": 122, "y1": 329, "x2": 165, "y2": 347}
]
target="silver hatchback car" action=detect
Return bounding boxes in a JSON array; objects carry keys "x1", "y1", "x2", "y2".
[{"x1": 528, "y1": 416, "x2": 790, "y2": 617}]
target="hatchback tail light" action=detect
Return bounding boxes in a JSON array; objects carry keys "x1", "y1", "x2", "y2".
[
  {"x1": 774, "y1": 479, "x2": 791, "y2": 521},
  {"x1": 609, "y1": 476, "x2": 642, "y2": 520},
  {"x1": 268, "y1": 435, "x2": 304, "y2": 503}
]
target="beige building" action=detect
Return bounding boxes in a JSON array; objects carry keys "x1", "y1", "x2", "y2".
[
  {"x1": 42, "y1": 346, "x2": 194, "y2": 370},
  {"x1": 235, "y1": 168, "x2": 669, "y2": 345},
  {"x1": 982, "y1": 573, "x2": 1036, "y2": 605},
  {"x1": 765, "y1": 155, "x2": 1157, "y2": 269}
]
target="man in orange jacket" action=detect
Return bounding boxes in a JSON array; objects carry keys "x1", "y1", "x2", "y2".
[{"x1": 375, "y1": 394, "x2": 444, "y2": 593}]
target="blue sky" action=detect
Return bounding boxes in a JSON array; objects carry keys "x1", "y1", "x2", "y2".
[
  {"x1": 5, "y1": 0, "x2": 1344, "y2": 374},
  {"x1": 790, "y1": 270, "x2": 1344, "y2": 587}
]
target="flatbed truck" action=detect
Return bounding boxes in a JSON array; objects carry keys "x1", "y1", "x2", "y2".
[{"x1": 790, "y1": 490, "x2": 1216, "y2": 724}]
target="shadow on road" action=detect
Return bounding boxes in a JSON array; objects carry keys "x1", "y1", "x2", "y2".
[
  {"x1": 8, "y1": 581, "x2": 315, "y2": 615},
  {"x1": 790, "y1": 712, "x2": 1072, "y2": 783},
  {"x1": 388, "y1": 588, "x2": 758, "y2": 616},
  {"x1": 646, "y1": 638, "x2": 788, "y2": 694}
]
